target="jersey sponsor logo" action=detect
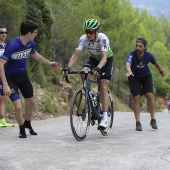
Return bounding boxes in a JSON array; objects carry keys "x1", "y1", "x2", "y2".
[
  {"x1": 102, "y1": 39, "x2": 107, "y2": 50},
  {"x1": 96, "y1": 44, "x2": 101, "y2": 52},
  {"x1": 77, "y1": 39, "x2": 82, "y2": 48},
  {"x1": 11, "y1": 88, "x2": 15, "y2": 94},
  {"x1": 88, "y1": 47, "x2": 96, "y2": 50},
  {"x1": 102, "y1": 39, "x2": 106, "y2": 45},
  {"x1": 11, "y1": 49, "x2": 31, "y2": 60},
  {"x1": 103, "y1": 45, "x2": 107, "y2": 50},
  {"x1": 137, "y1": 62, "x2": 145, "y2": 68},
  {"x1": 96, "y1": 44, "x2": 100, "y2": 49},
  {"x1": 0, "y1": 49, "x2": 5, "y2": 57},
  {"x1": 127, "y1": 55, "x2": 132, "y2": 62}
]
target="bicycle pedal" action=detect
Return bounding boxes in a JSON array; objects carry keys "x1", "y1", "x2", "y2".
[
  {"x1": 98, "y1": 126, "x2": 106, "y2": 131},
  {"x1": 91, "y1": 120, "x2": 95, "y2": 126}
]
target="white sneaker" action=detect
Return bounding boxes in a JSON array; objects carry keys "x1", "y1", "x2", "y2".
[{"x1": 99, "y1": 118, "x2": 108, "y2": 128}]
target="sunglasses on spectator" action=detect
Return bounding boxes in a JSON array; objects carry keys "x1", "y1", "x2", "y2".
[
  {"x1": 85, "y1": 30, "x2": 95, "y2": 35},
  {"x1": 0, "y1": 32, "x2": 7, "y2": 34}
]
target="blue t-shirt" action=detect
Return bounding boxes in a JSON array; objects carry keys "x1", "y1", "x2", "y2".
[
  {"x1": 125, "y1": 50, "x2": 156, "y2": 78},
  {"x1": 0, "y1": 37, "x2": 36, "y2": 74}
]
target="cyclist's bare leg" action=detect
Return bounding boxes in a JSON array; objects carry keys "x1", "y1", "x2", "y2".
[
  {"x1": 132, "y1": 95, "x2": 141, "y2": 122},
  {"x1": 13, "y1": 99, "x2": 24, "y2": 125},
  {"x1": 145, "y1": 92, "x2": 155, "y2": 119},
  {"x1": 24, "y1": 97, "x2": 34, "y2": 121},
  {"x1": 100, "y1": 79, "x2": 109, "y2": 112}
]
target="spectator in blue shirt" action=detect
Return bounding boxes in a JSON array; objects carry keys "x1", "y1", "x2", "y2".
[
  {"x1": 0, "y1": 20, "x2": 60, "y2": 138},
  {"x1": 125, "y1": 38, "x2": 165, "y2": 131}
]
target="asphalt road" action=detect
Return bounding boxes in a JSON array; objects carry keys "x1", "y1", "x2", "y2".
[{"x1": 0, "y1": 109, "x2": 170, "y2": 170}]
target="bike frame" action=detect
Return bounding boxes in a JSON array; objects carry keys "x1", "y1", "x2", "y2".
[
  {"x1": 63, "y1": 68, "x2": 114, "y2": 140},
  {"x1": 64, "y1": 70, "x2": 101, "y2": 121},
  {"x1": 84, "y1": 71, "x2": 101, "y2": 121}
]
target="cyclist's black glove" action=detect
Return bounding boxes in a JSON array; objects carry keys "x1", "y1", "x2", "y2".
[
  {"x1": 63, "y1": 67, "x2": 70, "y2": 72},
  {"x1": 93, "y1": 67, "x2": 101, "y2": 74}
]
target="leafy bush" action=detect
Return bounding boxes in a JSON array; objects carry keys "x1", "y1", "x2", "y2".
[
  {"x1": 43, "y1": 95, "x2": 58, "y2": 113},
  {"x1": 156, "y1": 83, "x2": 170, "y2": 96}
]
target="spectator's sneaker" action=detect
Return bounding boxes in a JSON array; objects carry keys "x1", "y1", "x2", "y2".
[
  {"x1": 0, "y1": 118, "x2": 14, "y2": 127},
  {"x1": 150, "y1": 119, "x2": 158, "y2": 129},
  {"x1": 98, "y1": 118, "x2": 107, "y2": 129},
  {"x1": 136, "y1": 121, "x2": 142, "y2": 131},
  {"x1": 0, "y1": 123, "x2": 5, "y2": 127},
  {"x1": 24, "y1": 120, "x2": 37, "y2": 135},
  {"x1": 19, "y1": 125, "x2": 27, "y2": 138}
]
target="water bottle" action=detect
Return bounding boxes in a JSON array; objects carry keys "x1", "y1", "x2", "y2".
[
  {"x1": 93, "y1": 96, "x2": 98, "y2": 107},
  {"x1": 89, "y1": 91, "x2": 99, "y2": 120}
]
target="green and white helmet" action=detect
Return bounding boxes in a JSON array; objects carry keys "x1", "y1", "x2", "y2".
[{"x1": 83, "y1": 19, "x2": 100, "y2": 30}]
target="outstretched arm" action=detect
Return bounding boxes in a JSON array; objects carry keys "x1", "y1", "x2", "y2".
[{"x1": 31, "y1": 52, "x2": 60, "y2": 71}]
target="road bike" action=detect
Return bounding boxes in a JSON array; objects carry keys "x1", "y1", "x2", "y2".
[{"x1": 62, "y1": 69, "x2": 114, "y2": 141}]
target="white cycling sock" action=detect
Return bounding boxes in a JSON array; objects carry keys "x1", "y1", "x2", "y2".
[{"x1": 102, "y1": 112, "x2": 107, "y2": 120}]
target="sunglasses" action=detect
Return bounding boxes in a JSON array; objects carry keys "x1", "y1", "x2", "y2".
[
  {"x1": 85, "y1": 30, "x2": 95, "y2": 35},
  {"x1": 0, "y1": 32, "x2": 7, "y2": 34}
]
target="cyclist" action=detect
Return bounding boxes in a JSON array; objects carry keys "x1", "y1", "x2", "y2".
[
  {"x1": 0, "y1": 20, "x2": 60, "y2": 138},
  {"x1": 63, "y1": 19, "x2": 113, "y2": 128},
  {"x1": 125, "y1": 37, "x2": 165, "y2": 131},
  {"x1": 0, "y1": 25, "x2": 13, "y2": 127}
]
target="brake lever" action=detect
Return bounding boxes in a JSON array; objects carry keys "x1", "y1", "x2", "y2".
[
  {"x1": 62, "y1": 68, "x2": 71, "y2": 83},
  {"x1": 65, "y1": 75, "x2": 71, "y2": 83}
]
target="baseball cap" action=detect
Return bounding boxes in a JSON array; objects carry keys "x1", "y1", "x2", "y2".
[{"x1": 136, "y1": 38, "x2": 147, "y2": 46}]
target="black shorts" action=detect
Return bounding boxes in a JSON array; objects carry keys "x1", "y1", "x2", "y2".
[
  {"x1": 5, "y1": 71, "x2": 33, "y2": 101},
  {"x1": 128, "y1": 74, "x2": 153, "y2": 97},
  {"x1": 82, "y1": 56, "x2": 113, "y2": 80}
]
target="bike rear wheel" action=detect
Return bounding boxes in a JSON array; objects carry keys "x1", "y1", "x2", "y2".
[
  {"x1": 70, "y1": 88, "x2": 91, "y2": 141},
  {"x1": 100, "y1": 91, "x2": 114, "y2": 136}
]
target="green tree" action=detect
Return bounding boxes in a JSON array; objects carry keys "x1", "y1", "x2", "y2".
[
  {"x1": 25, "y1": 0, "x2": 54, "y2": 86},
  {"x1": 159, "y1": 15, "x2": 170, "y2": 51},
  {"x1": 0, "y1": 0, "x2": 23, "y2": 38}
]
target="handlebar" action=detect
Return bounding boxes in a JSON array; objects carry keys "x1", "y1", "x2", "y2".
[{"x1": 62, "y1": 69, "x2": 100, "y2": 84}]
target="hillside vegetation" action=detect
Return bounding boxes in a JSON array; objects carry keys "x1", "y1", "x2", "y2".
[
  {"x1": 1, "y1": 0, "x2": 170, "y2": 119},
  {"x1": 130, "y1": 0, "x2": 170, "y2": 19}
]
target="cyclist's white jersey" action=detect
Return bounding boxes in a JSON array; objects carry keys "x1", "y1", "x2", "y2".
[{"x1": 76, "y1": 33, "x2": 113, "y2": 60}]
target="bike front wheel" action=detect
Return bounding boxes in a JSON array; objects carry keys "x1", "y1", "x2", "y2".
[
  {"x1": 70, "y1": 88, "x2": 91, "y2": 141},
  {"x1": 100, "y1": 90, "x2": 114, "y2": 136}
]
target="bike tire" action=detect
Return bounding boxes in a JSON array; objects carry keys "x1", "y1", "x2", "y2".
[
  {"x1": 100, "y1": 91, "x2": 114, "y2": 136},
  {"x1": 70, "y1": 88, "x2": 91, "y2": 141}
]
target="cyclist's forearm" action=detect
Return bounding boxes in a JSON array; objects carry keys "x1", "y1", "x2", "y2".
[
  {"x1": 68, "y1": 55, "x2": 78, "y2": 68},
  {"x1": 68, "y1": 49, "x2": 80, "y2": 68},
  {"x1": 98, "y1": 58, "x2": 107, "y2": 68},
  {"x1": 97, "y1": 52, "x2": 107, "y2": 68}
]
